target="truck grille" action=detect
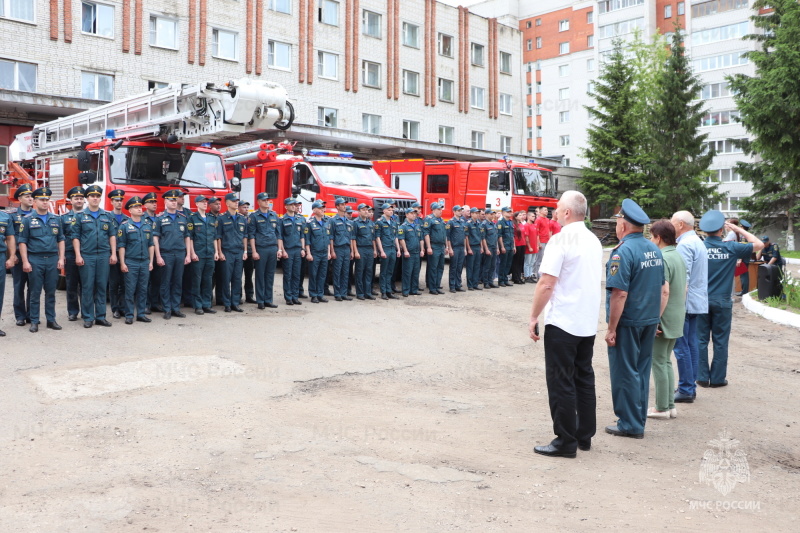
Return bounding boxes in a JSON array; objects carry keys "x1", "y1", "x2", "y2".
[{"x1": 373, "y1": 198, "x2": 415, "y2": 220}]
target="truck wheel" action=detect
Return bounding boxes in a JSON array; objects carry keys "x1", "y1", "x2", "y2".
[{"x1": 274, "y1": 101, "x2": 295, "y2": 131}]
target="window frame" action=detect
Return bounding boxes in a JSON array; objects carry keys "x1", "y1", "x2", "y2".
[
  {"x1": 558, "y1": 64, "x2": 570, "y2": 77},
  {"x1": 664, "y1": 4, "x2": 672, "y2": 18},
  {"x1": 499, "y1": 51, "x2": 512, "y2": 74},
  {"x1": 362, "y1": 9, "x2": 381, "y2": 38},
  {"x1": 317, "y1": 106, "x2": 338, "y2": 128},
  {"x1": 559, "y1": 135, "x2": 570, "y2": 147},
  {"x1": 317, "y1": 50, "x2": 339, "y2": 80},
  {"x1": 362, "y1": 113, "x2": 381, "y2": 135},
  {"x1": 149, "y1": 15, "x2": 179, "y2": 50},
  {"x1": 559, "y1": 19, "x2": 570, "y2": 32},
  {"x1": 559, "y1": 110, "x2": 570, "y2": 123},
  {"x1": 471, "y1": 131, "x2": 484, "y2": 150},
  {"x1": 0, "y1": 58, "x2": 37, "y2": 92},
  {"x1": 438, "y1": 77, "x2": 454, "y2": 103},
  {"x1": 535, "y1": 37, "x2": 542, "y2": 49},
  {"x1": 211, "y1": 28, "x2": 239, "y2": 61},
  {"x1": 559, "y1": 41, "x2": 570, "y2": 55},
  {"x1": 320, "y1": 0, "x2": 340, "y2": 26},
  {"x1": 500, "y1": 136, "x2": 512, "y2": 153},
  {"x1": 499, "y1": 93, "x2": 512, "y2": 115},
  {"x1": 81, "y1": 1, "x2": 115, "y2": 39},
  {"x1": 402, "y1": 69, "x2": 420, "y2": 96},
  {"x1": 470, "y1": 86, "x2": 486, "y2": 110},
  {"x1": 471, "y1": 42, "x2": 485, "y2": 67},
  {"x1": 81, "y1": 71, "x2": 114, "y2": 101},
  {"x1": 269, "y1": 0, "x2": 291, "y2": 15},
  {"x1": 558, "y1": 87, "x2": 570, "y2": 100},
  {"x1": 362, "y1": 60, "x2": 382, "y2": 89},
  {"x1": 267, "y1": 40, "x2": 292, "y2": 70},
  {"x1": 403, "y1": 120, "x2": 420, "y2": 140},
  {"x1": 0, "y1": 0, "x2": 36, "y2": 23},
  {"x1": 438, "y1": 125, "x2": 454, "y2": 145},
  {"x1": 402, "y1": 21, "x2": 420, "y2": 48},
  {"x1": 438, "y1": 33, "x2": 453, "y2": 57}
]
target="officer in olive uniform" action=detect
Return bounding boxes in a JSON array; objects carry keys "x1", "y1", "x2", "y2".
[
  {"x1": 216, "y1": 193, "x2": 248, "y2": 312},
  {"x1": 376, "y1": 203, "x2": 400, "y2": 300},
  {"x1": 0, "y1": 207, "x2": 17, "y2": 336},
  {"x1": 62, "y1": 186, "x2": 85, "y2": 321},
  {"x1": 17, "y1": 187, "x2": 65, "y2": 333},
  {"x1": 497, "y1": 207, "x2": 515, "y2": 286},
  {"x1": 465, "y1": 207, "x2": 487, "y2": 290},
  {"x1": 423, "y1": 202, "x2": 448, "y2": 294},
  {"x1": 188, "y1": 195, "x2": 219, "y2": 314},
  {"x1": 447, "y1": 206, "x2": 467, "y2": 293},
  {"x1": 398, "y1": 208, "x2": 424, "y2": 297},
  {"x1": 248, "y1": 192, "x2": 281, "y2": 309},
  {"x1": 107, "y1": 189, "x2": 127, "y2": 319},
  {"x1": 353, "y1": 203, "x2": 377, "y2": 300},
  {"x1": 11, "y1": 184, "x2": 34, "y2": 326},
  {"x1": 142, "y1": 192, "x2": 161, "y2": 313},
  {"x1": 329, "y1": 198, "x2": 355, "y2": 301},
  {"x1": 604, "y1": 199, "x2": 665, "y2": 439},
  {"x1": 117, "y1": 196, "x2": 154, "y2": 324},
  {"x1": 481, "y1": 210, "x2": 500, "y2": 289},
  {"x1": 304, "y1": 200, "x2": 333, "y2": 303},
  {"x1": 697, "y1": 211, "x2": 763, "y2": 388},
  {"x1": 153, "y1": 189, "x2": 191, "y2": 319},
  {"x1": 279, "y1": 198, "x2": 306, "y2": 305},
  {"x1": 73, "y1": 184, "x2": 117, "y2": 328}
]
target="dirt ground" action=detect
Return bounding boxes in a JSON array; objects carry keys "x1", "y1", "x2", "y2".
[{"x1": 0, "y1": 263, "x2": 798, "y2": 532}]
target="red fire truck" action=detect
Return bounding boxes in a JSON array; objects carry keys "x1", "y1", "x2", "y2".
[
  {"x1": 222, "y1": 142, "x2": 416, "y2": 218},
  {"x1": 372, "y1": 158, "x2": 559, "y2": 216},
  {"x1": 4, "y1": 78, "x2": 294, "y2": 213}
]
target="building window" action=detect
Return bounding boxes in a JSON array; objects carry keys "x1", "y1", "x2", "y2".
[
  {"x1": 499, "y1": 93, "x2": 512, "y2": 115},
  {"x1": 269, "y1": 0, "x2": 291, "y2": 14},
  {"x1": 535, "y1": 18, "x2": 541, "y2": 26},
  {"x1": 149, "y1": 16, "x2": 178, "y2": 49},
  {"x1": 499, "y1": 51, "x2": 512, "y2": 74},
  {"x1": 559, "y1": 87, "x2": 570, "y2": 100},
  {"x1": 664, "y1": 4, "x2": 672, "y2": 18},
  {"x1": 500, "y1": 136, "x2": 512, "y2": 153},
  {"x1": 81, "y1": 71, "x2": 113, "y2": 101},
  {"x1": 587, "y1": 11, "x2": 594, "y2": 24},
  {"x1": 588, "y1": 81, "x2": 595, "y2": 93},
  {"x1": 362, "y1": 60, "x2": 381, "y2": 88},
  {"x1": 599, "y1": 17, "x2": 645, "y2": 39},
  {"x1": 559, "y1": 19, "x2": 569, "y2": 32},
  {"x1": 700, "y1": 81, "x2": 732, "y2": 100},
  {"x1": 403, "y1": 70, "x2": 419, "y2": 95},
  {"x1": 559, "y1": 64, "x2": 570, "y2": 77},
  {"x1": 526, "y1": 39, "x2": 532, "y2": 51},
  {"x1": 212, "y1": 29, "x2": 239, "y2": 60},
  {"x1": 438, "y1": 78, "x2": 454, "y2": 103},
  {"x1": 693, "y1": 52, "x2": 748, "y2": 72},
  {"x1": 536, "y1": 37, "x2": 542, "y2": 49},
  {"x1": 268, "y1": 40, "x2": 291, "y2": 70},
  {"x1": 559, "y1": 42, "x2": 569, "y2": 55},
  {"x1": 706, "y1": 139, "x2": 744, "y2": 154},
  {"x1": 588, "y1": 34, "x2": 594, "y2": 47},
  {"x1": 0, "y1": 0, "x2": 34, "y2": 22},
  {"x1": 402, "y1": 22, "x2": 420, "y2": 48},
  {"x1": 439, "y1": 125, "x2": 454, "y2": 144},
  {"x1": 471, "y1": 43, "x2": 485, "y2": 66},
  {"x1": 587, "y1": 58, "x2": 595, "y2": 71},
  {"x1": 0, "y1": 59, "x2": 36, "y2": 92},
  {"x1": 559, "y1": 135, "x2": 570, "y2": 147},
  {"x1": 81, "y1": 2, "x2": 114, "y2": 38},
  {"x1": 403, "y1": 120, "x2": 420, "y2": 140},
  {"x1": 438, "y1": 33, "x2": 453, "y2": 57},
  {"x1": 692, "y1": 21, "x2": 748, "y2": 45},
  {"x1": 700, "y1": 110, "x2": 740, "y2": 127},
  {"x1": 317, "y1": 51, "x2": 338, "y2": 79},
  {"x1": 536, "y1": 81, "x2": 542, "y2": 93},
  {"x1": 559, "y1": 110, "x2": 570, "y2": 123},
  {"x1": 148, "y1": 80, "x2": 168, "y2": 90},
  {"x1": 470, "y1": 86, "x2": 486, "y2": 109},
  {"x1": 598, "y1": 0, "x2": 645, "y2": 14},
  {"x1": 471, "y1": 131, "x2": 484, "y2": 150},
  {"x1": 678, "y1": 2, "x2": 685, "y2": 15},
  {"x1": 536, "y1": 104, "x2": 542, "y2": 115},
  {"x1": 692, "y1": 0, "x2": 748, "y2": 18},
  {"x1": 318, "y1": 107, "x2": 338, "y2": 127},
  {"x1": 320, "y1": 0, "x2": 339, "y2": 26},
  {"x1": 526, "y1": 20, "x2": 532, "y2": 29},
  {"x1": 362, "y1": 9, "x2": 381, "y2": 38},
  {"x1": 362, "y1": 113, "x2": 381, "y2": 135},
  {"x1": 536, "y1": 126, "x2": 542, "y2": 138}
]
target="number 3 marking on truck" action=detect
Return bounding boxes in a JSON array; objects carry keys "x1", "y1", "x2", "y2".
[{"x1": 495, "y1": 198, "x2": 501, "y2": 206}]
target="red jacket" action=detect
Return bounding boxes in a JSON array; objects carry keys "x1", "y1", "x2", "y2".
[{"x1": 536, "y1": 216, "x2": 551, "y2": 244}]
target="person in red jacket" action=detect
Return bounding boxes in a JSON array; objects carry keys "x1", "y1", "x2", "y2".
[
  {"x1": 533, "y1": 206, "x2": 551, "y2": 279},
  {"x1": 524, "y1": 210, "x2": 539, "y2": 282}
]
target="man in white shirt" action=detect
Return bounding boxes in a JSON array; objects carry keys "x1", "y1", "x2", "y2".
[{"x1": 529, "y1": 191, "x2": 603, "y2": 458}]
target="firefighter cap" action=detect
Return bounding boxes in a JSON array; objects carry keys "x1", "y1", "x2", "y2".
[
  {"x1": 283, "y1": 197, "x2": 300, "y2": 205},
  {"x1": 194, "y1": 195, "x2": 209, "y2": 203},
  {"x1": 163, "y1": 189, "x2": 182, "y2": 200},
  {"x1": 311, "y1": 200, "x2": 326, "y2": 209},
  {"x1": 66, "y1": 186, "x2": 85, "y2": 199},
  {"x1": 256, "y1": 192, "x2": 270, "y2": 201},
  {"x1": 33, "y1": 187, "x2": 52, "y2": 199},
  {"x1": 143, "y1": 192, "x2": 158, "y2": 203},
  {"x1": 224, "y1": 193, "x2": 238, "y2": 202},
  {"x1": 698, "y1": 210, "x2": 725, "y2": 233},
  {"x1": 85, "y1": 185, "x2": 103, "y2": 196},
  {"x1": 14, "y1": 184, "x2": 33, "y2": 199},
  {"x1": 125, "y1": 196, "x2": 143, "y2": 210},
  {"x1": 430, "y1": 202, "x2": 443, "y2": 210},
  {"x1": 107, "y1": 188, "x2": 126, "y2": 200},
  {"x1": 357, "y1": 203, "x2": 369, "y2": 210},
  {"x1": 614, "y1": 198, "x2": 650, "y2": 226},
  {"x1": 334, "y1": 197, "x2": 347, "y2": 205}
]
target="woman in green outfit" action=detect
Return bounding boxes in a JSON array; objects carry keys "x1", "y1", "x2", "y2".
[{"x1": 648, "y1": 220, "x2": 687, "y2": 420}]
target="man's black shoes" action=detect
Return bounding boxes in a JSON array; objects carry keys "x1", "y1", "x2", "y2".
[
  {"x1": 534, "y1": 444, "x2": 576, "y2": 458},
  {"x1": 605, "y1": 425, "x2": 644, "y2": 439}
]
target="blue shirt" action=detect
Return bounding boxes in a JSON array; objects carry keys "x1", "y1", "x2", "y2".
[
  {"x1": 704, "y1": 236, "x2": 752, "y2": 305},
  {"x1": 605, "y1": 232, "x2": 665, "y2": 327},
  {"x1": 676, "y1": 230, "x2": 708, "y2": 314}
]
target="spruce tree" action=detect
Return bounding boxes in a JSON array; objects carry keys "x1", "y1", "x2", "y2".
[{"x1": 728, "y1": 0, "x2": 800, "y2": 249}]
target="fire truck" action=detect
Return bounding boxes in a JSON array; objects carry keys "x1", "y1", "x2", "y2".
[
  {"x1": 372, "y1": 158, "x2": 559, "y2": 216},
  {"x1": 221, "y1": 141, "x2": 416, "y2": 218},
  {"x1": 4, "y1": 78, "x2": 295, "y2": 213}
]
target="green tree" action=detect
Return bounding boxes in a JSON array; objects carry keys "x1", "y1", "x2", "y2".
[
  {"x1": 728, "y1": 0, "x2": 800, "y2": 250},
  {"x1": 644, "y1": 28, "x2": 722, "y2": 219},
  {"x1": 580, "y1": 39, "x2": 649, "y2": 214}
]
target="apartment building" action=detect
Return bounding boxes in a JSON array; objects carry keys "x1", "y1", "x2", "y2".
[
  {"x1": 471, "y1": 0, "x2": 758, "y2": 217},
  {"x1": 0, "y1": 0, "x2": 540, "y2": 196}
]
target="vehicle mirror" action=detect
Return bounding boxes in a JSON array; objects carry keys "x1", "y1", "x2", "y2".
[
  {"x1": 554, "y1": 177, "x2": 559, "y2": 192},
  {"x1": 230, "y1": 176, "x2": 242, "y2": 192},
  {"x1": 78, "y1": 171, "x2": 97, "y2": 185},
  {"x1": 233, "y1": 163, "x2": 242, "y2": 180},
  {"x1": 77, "y1": 150, "x2": 91, "y2": 171},
  {"x1": 292, "y1": 185, "x2": 300, "y2": 195}
]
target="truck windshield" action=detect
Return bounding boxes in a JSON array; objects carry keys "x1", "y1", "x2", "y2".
[
  {"x1": 312, "y1": 162, "x2": 386, "y2": 188},
  {"x1": 513, "y1": 168, "x2": 553, "y2": 197},
  {"x1": 108, "y1": 146, "x2": 228, "y2": 189}
]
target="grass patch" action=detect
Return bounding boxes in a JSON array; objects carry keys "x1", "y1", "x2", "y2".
[
  {"x1": 782, "y1": 250, "x2": 800, "y2": 259},
  {"x1": 760, "y1": 296, "x2": 800, "y2": 315}
]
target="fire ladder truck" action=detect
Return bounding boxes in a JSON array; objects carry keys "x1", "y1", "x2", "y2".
[{"x1": 4, "y1": 77, "x2": 295, "y2": 212}]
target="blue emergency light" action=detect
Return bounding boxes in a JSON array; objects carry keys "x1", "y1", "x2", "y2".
[
  {"x1": 200, "y1": 143, "x2": 212, "y2": 148},
  {"x1": 105, "y1": 129, "x2": 115, "y2": 139},
  {"x1": 308, "y1": 149, "x2": 353, "y2": 158}
]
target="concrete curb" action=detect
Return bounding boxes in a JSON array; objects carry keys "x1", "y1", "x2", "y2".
[
  {"x1": 742, "y1": 292, "x2": 800, "y2": 330},
  {"x1": 786, "y1": 257, "x2": 800, "y2": 265}
]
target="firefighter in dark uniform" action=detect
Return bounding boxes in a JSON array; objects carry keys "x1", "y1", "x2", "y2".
[
  {"x1": 329, "y1": 198, "x2": 355, "y2": 301},
  {"x1": 216, "y1": 193, "x2": 247, "y2": 312},
  {"x1": 153, "y1": 189, "x2": 191, "y2": 319},
  {"x1": 0, "y1": 207, "x2": 16, "y2": 336},
  {"x1": 248, "y1": 192, "x2": 281, "y2": 309},
  {"x1": 423, "y1": 202, "x2": 448, "y2": 294},
  {"x1": 758, "y1": 235, "x2": 783, "y2": 268},
  {"x1": 177, "y1": 191, "x2": 196, "y2": 308},
  {"x1": 107, "y1": 189, "x2": 127, "y2": 319},
  {"x1": 73, "y1": 184, "x2": 117, "y2": 328},
  {"x1": 497, "y1": 206, "x2": 515, "y2": 286},
  {"x1": 17, "y1": 187, "x2": 65, "y2": 333},
  {"x1": 353, "y1": 203, "x2": 377, "y2": 300},
  {"x1": 188, "y1": 195, "x2": 219, "y2": 314},
  {"x1": 238, "y1": 201, "x2": 257, "y2": 304},
  {"x1": 376, "y1": 203, "x2": 399, "y2": 300},
  {"x1": 207, "y1": 196, "x2": 226, "y2": 305},
  {"x1": 117, "y1": 196, "x2": 154, "y2": 324},
  {"x1": 143, "y1": 192, "x2": 161, "y2": 313},
  {"x1": 279, "y1": 198, "x2": 306, "y2": 305},
  {"x1": 11, "y1": 183, "x2": 34, "y2": 326},
  {"x1": 481, "y1": 210, "x2": 500, "y2": 288},
  {"x1": 62, "y1": 186, "x2": 85, "y2": 321},
  {"x1": 304, "y1": 200, "x2": 333, "y2": 303},
  {"x1": 447, "y1": 206, "x2": 467, "y2": 293},
  {"x1": 398, "y1": 208, "x2": 424, "y2": 297},
  {"x1": 604, "y1": 198, "x2": 665, "y2": 439},
  {"x1": 465, "y1": 207, "x2": 487, "y2": 290}
]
